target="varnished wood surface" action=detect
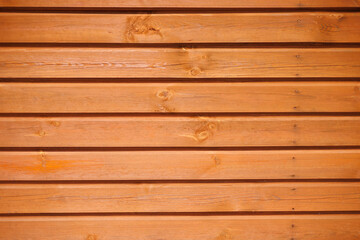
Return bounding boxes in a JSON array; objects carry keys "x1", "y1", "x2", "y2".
[
  {"x1": 0, "y1": 2, "x2": 359, "y2": 239},
  {"x1": 1, "y1": 13, "x2": 360, "y2": 43},
  {"x1": 1, "y1": 150, "x2": 359, "y2": 180},
  {"x1": 1, "y1": 215, "x2": 360, "y2": 240},
  {"x1": 1, "y1": 82, "x2": 360, "y2": 113},
  {"x1": 1, "y1": 47, "x2": 360, "y2": 78},
  {"x1": 0, "y1": 0, "x2": 359, "y2": 8},
  {"x1": 1, "y1": 182, "x2": 359, "y2": 213},
  {"x1": 1, "y1": 116, "x2": 359, "y2": 147}
]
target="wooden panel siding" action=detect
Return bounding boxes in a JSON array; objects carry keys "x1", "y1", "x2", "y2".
[
  {"x1": 1, "y1": 182, "x2": 359, "y2": 213},
  {"x1": 1, "y1": 82, "x2": 359, "y2": 113},
  {"x1": 1, "y1": 215, "x2": 360, "y2": 240},
  {"x1": 0, "y1": 1, "x2": 359, "y2": 239},
  {"x1": 0, "y1": 116, "x2": 360, "y2": 147},
  {"x1": 1, "y1": 0, "x2": 359, "y2": 8},
  {"x1": 1, "y1": 48, "x2": 360, "y2": 78},
  {"x1": 1, "y1": 13, "x2": 360, "y2": 43},
  {"x1": 1, "y1": 150, "x2": 359, "y2": 180}
]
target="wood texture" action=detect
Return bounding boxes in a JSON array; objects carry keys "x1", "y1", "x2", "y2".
[
  {"x1": 1, "y1": 1, "x2": 360, "y2": 239},
  {"x1": 0, "y1": 0, "x2": 359, "y2": 8},
  {"x1": 1, "y1": 13, "x2": 360, "y2": 43},
  {"x1": 1, "y1": 150, "x2": 359, "y2": 180},
  {"x1": 1, "y1": 82, "x2": 360, "y2": 113},
  {"x1": 0, "y1": 116, "x2": 359, "y2": 147},
  {"x1": 1, "y1": 48, "x2": 360, "y2": 78},
  {"x1": 1, "y1": 182, "x2": 359, "y2": 213},
  {"x1": 1, "y1": 215, "x2": 360, "y2": 240}
]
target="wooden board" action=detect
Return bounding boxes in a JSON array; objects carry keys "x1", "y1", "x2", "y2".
[
  {"x1": 1, "y1": 1, "x2": 360, "y2": 239},
  {"x1": 1, "y1": 182, "x2": 359, "y2": 213},
  {"x1": 1, "y1": 82, "x2": 360, "y2": 113},
  {"x1": 1, "y1": 13, "x2": 360, "y2": 43},
  {"x1": 0, "y1": 116, "x2": 359, "y2": 147},
  {"x1": 1, "y1": 215, "x2": 360, "y2": 240},
  {"x1": 0, "y1": 0, "x2": 359, "y2": 8},
  {"x1": 1, "y1": 48, "x2": 360, "y2": 78},
  {"x1": 1, "y1": 150, "x2": 359, "y2": 180}
]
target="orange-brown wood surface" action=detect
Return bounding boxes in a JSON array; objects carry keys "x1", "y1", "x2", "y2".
[
  {"x1": 1, "y1": 1, "x2": 360, "y2": 239},
  {"x1": 0, "y1": 0, "x2": 359, "y2": 8},
  {"x1": 1, "y1": 116, "x2": 360, "y2": 147},
  {"x1": 1, "y1": 13, "x2": 360, "y2": 43},
  {"x1": 1, "y1": 182, "x2": 359, "y2": 213},
  {"x1": 1, "y1": 215, "x2": 360, "y2": 240},
  {"x1": 1, "y1": 150, "x2": 359, "y2": 180},
  {"x1": 1, "y1": 47, "x2": 360, "y2": 78},
  {"x1": 1, "y1": 82, "x2": 360, "y2": 113},
  {"x1": 0, "y1": 182, "x2": 360, "y2": 213}
]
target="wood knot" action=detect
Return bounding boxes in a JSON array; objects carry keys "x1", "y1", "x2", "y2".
[
  {"x1": 207, "y1": 123, "x2": 216, "y2": 130},
  {"x1": 155, "y1": 104, "x2": 174, "y2": 113},
  {"x1": 86, "y1": 234, "x2": 98, "y2": 240},
  {"x1": 213, "y1": 156, "x2": 221, "y2": 167},
  {"x1": 39, "y1": 150, "x2": 47, "y2": 168},
  {"x1": 38, "y1": 130, "x2": 46, "y2": 137},
  {"x1": 319, "y1": 23, "x2": 340, "y2": 33},
  {"x1": 296, "y1": 19, "x2": 303, "y2": 27},
  {"x1": 189, "y1": 67, "x2": 202, "y2": 76},
  {"x1": 196, "y1": 130, "x2": 210, "y2": 141},
  {"x1": 156, "y1": 89, "x2": 173, "y2": 101},
  {"x1": 194, "y1": 122, "x2": 218, "y2": 142},
  {"x1": 181, "y1": 120, "x2": 218, "y2": 143},
  {"x1": 50, "y1": 121, "x2": 61, "y2": 127},
  {"x1": 330, "y1": 13, "x2": 344, "y2": 21},
  {"x1": 125, "y1": 15, "x2": 162, "y2": 42}
]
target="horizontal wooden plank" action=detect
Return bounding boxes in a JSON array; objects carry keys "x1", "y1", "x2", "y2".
[
  {"x1": 1, "y1": 150, "x2": 359, "y2": 180},
  {"x1": 0, "y1": 0, "x2": 359, "y2": 8},
  {"x1": 1, "y1": 13, "x2": 360, "y2": 43},
  {"x1": 0, "y1": 116, "x2": 359, "y2": 147},
  {"x1": 1, "y1": 48, "x2": 359, "y2": 78},
  {"x1": 0, "y1": 182, "x2": 359, "y2": 213},
  {"x1": 1, "y1": 82, "x2": 360, "y2": 113},
  {"x1": 1, "y1": 215, "x2": 360, "y2": 240}
]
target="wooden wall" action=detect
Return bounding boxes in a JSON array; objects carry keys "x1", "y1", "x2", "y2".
[{"x1": 0, "y1": 1, "x2": 359, "y2": 239}]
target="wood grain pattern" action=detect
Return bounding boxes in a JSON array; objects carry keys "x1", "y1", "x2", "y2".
[
  {"x1": 1, "y1": 116, "x2": 359, "y2": 147},
  {"x1": 1, "y1": 82, "x2": 359, "y2": 113},
  {"x1": 1, "y1": 182, "x2": 359, "y2": 213},
  {"x1": 1, "y1": 215, "x2": 360, "y2": 240},
  {"x1": 0, "y1": 0, "x2": 359, "y2": 8},
  {"x1": 1, "y1": 150, "x2": 359, "y2": 180},
  {"x1": 1, "y1": 1, "x2": 360, "y2": 239},
  {"x1": 1, "y1": 47, "x2": 360, "y2": 78},
  {"x1": 1, "y1": 13, "x2": 359, "y2": 43}
]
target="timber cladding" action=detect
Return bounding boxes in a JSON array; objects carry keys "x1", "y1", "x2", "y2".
[{"x1": 0, "y1": 1, "x2": 359, "y2": 240}]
